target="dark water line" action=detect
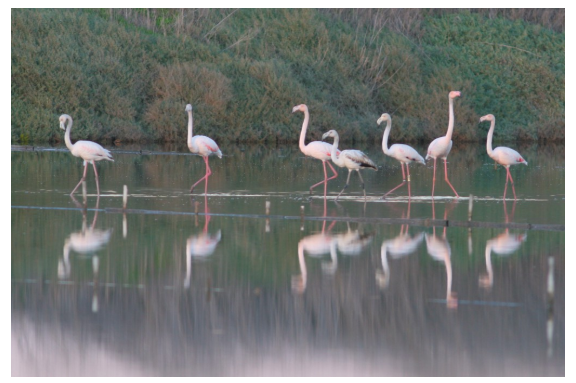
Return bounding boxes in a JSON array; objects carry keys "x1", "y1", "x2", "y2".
[{"x1": 11, "y1": 205, "x2": 565, "y2": 231}]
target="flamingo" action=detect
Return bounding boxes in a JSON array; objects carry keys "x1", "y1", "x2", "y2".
[
  {"x1": 426, "y1": 91, "x2": 461, "y2": 198},
  {"x1": 479, "y1": 114, "x2": 528, "y2": 200},
  {"x1": 377, "y1": 113, "x2": 425, "y2": 198},
  {"x1": 322, "y1": 129, "x2": 378, "y2": 200},
  {"x1": 292, "y1": 104, "x2": 340, "y2": 196},
  {"x1": 186, "y1": 104, "x2": 222, "y2": 194},
  {"x1": 59, "y1": 114, "x2": 113, "y2": 196}
]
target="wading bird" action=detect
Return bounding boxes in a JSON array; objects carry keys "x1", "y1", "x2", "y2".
[
  {"x1": 186, "y1": 104, "x2": 222, "y2": 194},
  {"x1": 59, "y1": 114, "x2": 114, "y2": 195},
  {"x1": 426, "y1": 91, "x2": 461, "y2": 198},
  {"x1": 479, "y1": 114, "x2": 528, "y2": 200},
  {"x1": 292, "y1": 104, "x2": 340, "y2": 196},
  {"x1": 322, "y1": 130, "x2": 378, "y2": 200},
  {"x1": 377, "y1": 113, "x2": 425, "y2": 198}
]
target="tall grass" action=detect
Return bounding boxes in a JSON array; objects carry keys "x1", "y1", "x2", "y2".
[{"x1": 11, "y1": 9, "x2": 564, "y2": 144}]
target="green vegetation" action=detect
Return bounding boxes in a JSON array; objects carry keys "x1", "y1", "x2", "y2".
[{"x1": 11, "y1": 9, "x2": 564, "y2": 144}]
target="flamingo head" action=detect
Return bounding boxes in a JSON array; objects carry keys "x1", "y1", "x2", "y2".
[
  {"x1": 59, "y1": 114, "x2": 70, "y2": 130},
  {"x1": 185, "y1": 104, "x2": 193, "y2": 112},
  {"x1": 449, "y1": 91, "x2": 461, "y2": 99},
  {"x1": 479, "y1": 114, "x2": 495, "y2": 123},
  {"x1": 322, "y1": 130, "x2": 338, "y2": 141},
  {"x1": 377, "y1": 113, "x2": 391, "y2": 125},
  {"x1": 291, "y1": 104, "x2": 308, "y2": 114}
]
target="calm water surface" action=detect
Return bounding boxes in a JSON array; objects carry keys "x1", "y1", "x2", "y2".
[{"x1": 11, "y1": 142, "x2": 564, "y2": 376}]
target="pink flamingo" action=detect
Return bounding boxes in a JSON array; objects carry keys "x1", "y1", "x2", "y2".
[
  {"x1": 186, "y1": 104, "x2": 222, "y2": 194},
  {"x1": 292, "y1": 104, "x2": 340, "y2": 196},
  {"x1": 479, "y1": 114, "x2": 528, "y2": 200},
  {"x1": 377, "y1": 113, "x2": 425, "y2": 198},
  {"x1": 426, "y1": 91, "x2": 461, "y2": 198},
  {"x1": 322, "y1": 129, "x2": 378, "y2": 201},
  {"x1": 59, "y1": 114, "x2": 114, "y2": 196}
]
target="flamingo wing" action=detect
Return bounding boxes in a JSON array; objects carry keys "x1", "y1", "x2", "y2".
[
  {"x1": 72, "y1": 140, "x2": 113, "y2": 162},
  {"x1": 192, "y1": 135, "x2": 222, "y2": 158},
  {"x1": 342, "y1": 150, "x2": 378, "y2": 170},
  {"x1": 390, "y1": 144, "x2": 425, "y2": 164},
  {"x1": 492, "y1": 147, "x2": 527, "y2": 166},
  {"x1": 304, "y1": 140, "x2": 340, "y2": 161}
]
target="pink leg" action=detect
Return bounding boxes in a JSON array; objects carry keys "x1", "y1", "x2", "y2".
[
  {"x1": 504, "y1": 167, "x2": 517, "y2": 200},
  {"x1": 432, "y1": 158, "x2": 437, "y2": 198},
  {"x1": 502, "y1": 169, "x2": 509, "y2": 200},
  {"x1": 309, "y1": 160, "x2": 339, "y2": 194},
  {"x1": 70, "y1": 161, "x2": 89, "y2": 196},
  {"x1": 443, "y1": 159, "x2": 459, "y2": 198},
  {"x1": 407, "y1": 164, "x2": 412, "y2": 199},
  {"x1": 382, "y1": 162, "x2": 407, "y2": 199},
  {"x1": 190, "y1": 156, "x2": 212, "y2": 194},
  {"x1": 92, "y1": 161, "x2": 100, "y2": 196}
]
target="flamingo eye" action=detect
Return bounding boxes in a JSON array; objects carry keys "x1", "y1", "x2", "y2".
[{"x1": 517, "y1": 158, "x2": 524, "y2": 163}]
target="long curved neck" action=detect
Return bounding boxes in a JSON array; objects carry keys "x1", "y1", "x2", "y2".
[
  {"x1": 381, "y1": 119, "x2": 392, "y2": 154},
  {"x1": 330, "y1": 135, "x2": 345, "y2": 167},
  {"x1": 445, "y1": 96, "x2": 455, "y2": 140},
  {"x1": 298, "y1": 108, "x2": 310, "y2": 152},
  {"x1": 64, "y1": 117, "x2": 74, "y2": 151},
  {"x1": 486, "y1": 118, "x2": 495, "y2": 157},
  {"x1": 187, "y1": 110, "x2": 194, "y2": 147}
]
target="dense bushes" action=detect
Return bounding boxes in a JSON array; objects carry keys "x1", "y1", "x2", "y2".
[{"x1": 11, "y1": 9, "x2": 564, "y2": 144}]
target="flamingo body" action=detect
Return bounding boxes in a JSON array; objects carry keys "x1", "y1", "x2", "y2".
[
  {"x1": 69, "y1": 140, "x2": 113, "y2": 163},
  {"x1": 300, "y1": 140, "x2": 336, "y2": 162},
  {"x1": 490, "y1": 147, "x2": 527, "y2": 167},
  {"x1": 188, "y1": 135, "x2": 222, "y2": 159},
  {"x1": 426, "y1": 137, "x2": 453, "y2": 160},
  {"x1": 59, "y1": 114, "x2": 113, "y2": 195},
  {"x1": 388, "y1": 144, "x2": 426, "y2": 165}
]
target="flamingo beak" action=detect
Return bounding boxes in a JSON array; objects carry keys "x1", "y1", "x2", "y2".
[
  {"x1": 59, "y1": 121, "x2": 66, "y2": 130},
  {"x1": 321, "y1": 132, "x2": 329, "y2": 140},
  {"x1": 291, "y1": 106, "x2": 299, "y2": 113},
  {"x1": 377, "y1": 118, "x2": 383, "y2": 125}
]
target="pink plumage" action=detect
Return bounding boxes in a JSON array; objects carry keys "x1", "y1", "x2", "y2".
[
  {"x1": 186, "y1": 104, "x2": 222, "y2": 194},
  {"x1": 480, "y1": 114, "x2": 527, "y2": 199},
  {"x1": 426, "y1": 91, "x2": 461, "y2": 198},
  {"x1": 292, "y1": 104, "x2": 340, "y2": 196},
  {"x1": 59, "y1": 114, "x2": 113, "y2": 196}
]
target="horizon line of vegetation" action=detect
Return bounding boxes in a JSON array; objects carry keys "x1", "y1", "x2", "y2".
[{"x1": 11, "y1": 8, "x2": 564, "y2": 145}]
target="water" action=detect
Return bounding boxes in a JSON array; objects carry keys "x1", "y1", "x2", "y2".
[{"x1": 11, "y1": 142, "x2": 564, "y2": 376}]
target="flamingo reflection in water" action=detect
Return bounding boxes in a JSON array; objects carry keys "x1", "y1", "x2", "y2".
[
  {"x1": 376, "y1": 201, "x2": 425, "y2": 289},
  {"x1": 292, "y1": 200, "x2": 374, "y2": 294},
  {"x1": 58, "y1": 195, "x2": 112, "y2": 312},
  {"x1": 333, "y1": 221, "x2": 374, "y2": 258},
  {"x1": 184, "y1": 196, "x2": 221, "y2": 289},
  {"x1": 425, "y1": 199, "x2": 458, "y2": 309},
  {"x1": 291, "y1": 218, "x2": 338, "y2": 294},
  {"x1": 479, "y1": 201, "x2": 527, "y2": 289}
]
